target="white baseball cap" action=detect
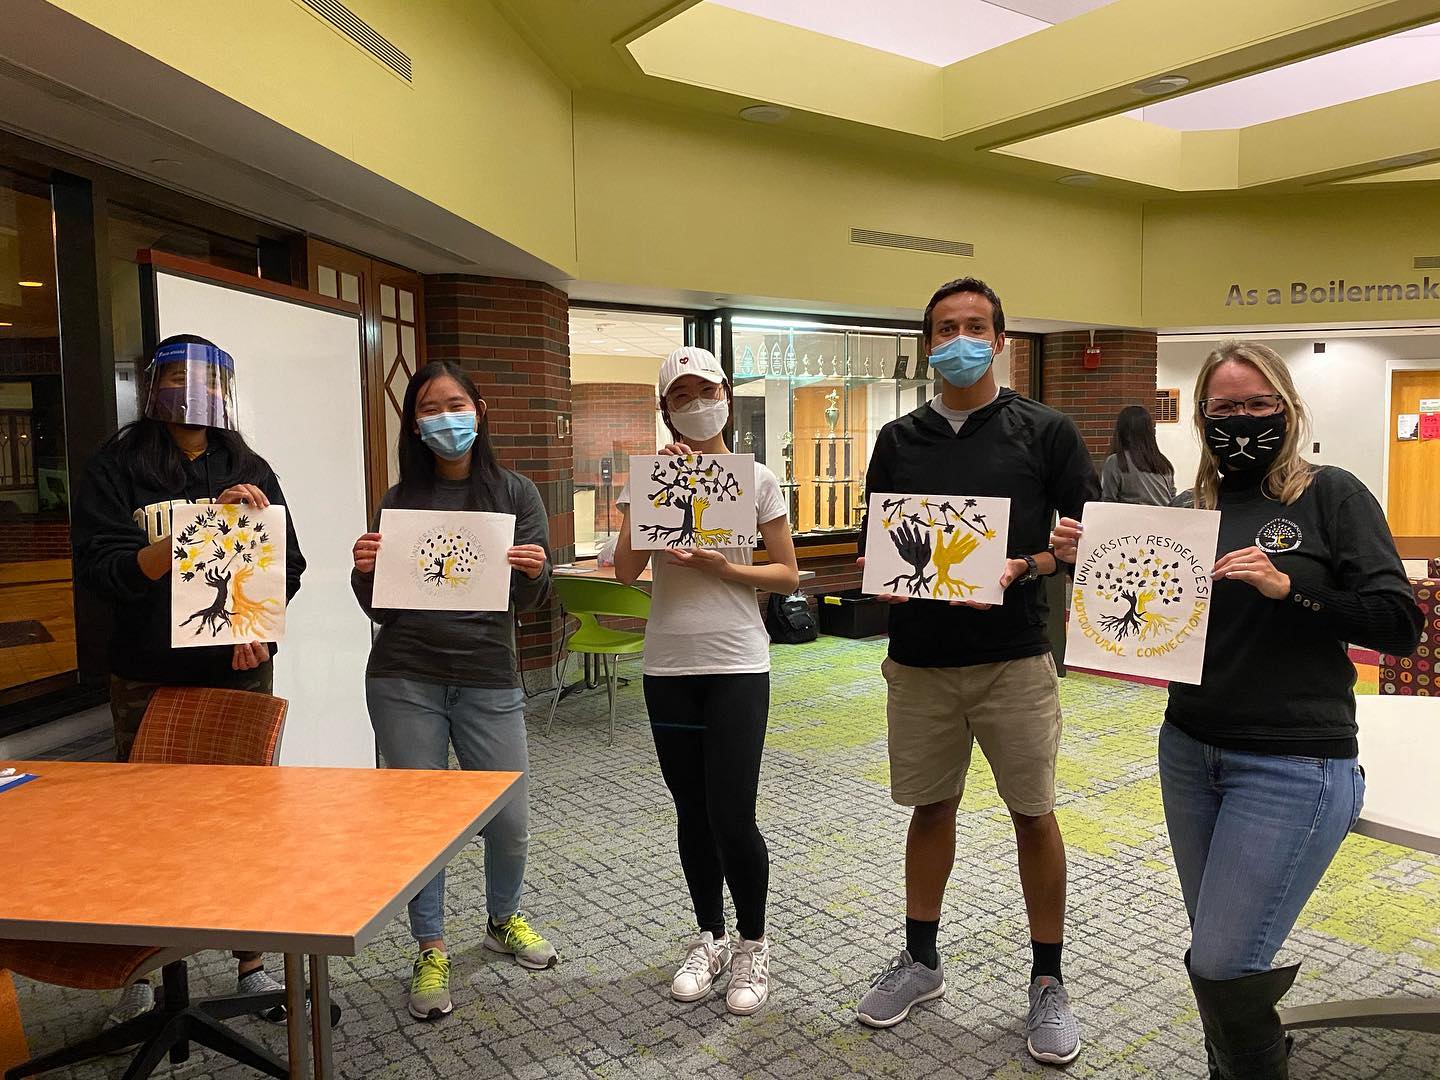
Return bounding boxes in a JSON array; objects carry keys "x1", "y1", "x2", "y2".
[{"x1": 657, "y1": 346, "x2": 726, "y2": 398}]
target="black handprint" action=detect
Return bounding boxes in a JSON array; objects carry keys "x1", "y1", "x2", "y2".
[{"x1": 883, "y1": 520, "x2": 935, "y2": 595}]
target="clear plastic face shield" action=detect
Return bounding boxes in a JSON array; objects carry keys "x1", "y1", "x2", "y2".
[{"x1": 143, "y1": 341, "x2": 239, "y2": 430}]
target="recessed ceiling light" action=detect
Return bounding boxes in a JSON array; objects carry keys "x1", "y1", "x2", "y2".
[
  {"x1": 1132, "y1": 74, "x2": 1190, "y2": 96},
  {"x1": 17, "y1": 280, "x2": 43, "y2": 288},
  {"x1": 614, "y1": 347, "x2": 628, "y2": 352},
  {"x1": 589, "y1": 338, "x2": 606, "y2": 345},
  {"x1": 739, "y1": 104, "x2": 790, "y2": 124},
  {"x1": 1057, "y1": 173, "x2": 1099, "y2": 186},
  {"x1": 0, "y1": 321, "x2": 11, "y2": 327}
]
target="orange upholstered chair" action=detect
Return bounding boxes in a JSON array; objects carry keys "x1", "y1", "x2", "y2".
[{"x1": 0, "y1": 688, "x2": 292, "y2": 1080}]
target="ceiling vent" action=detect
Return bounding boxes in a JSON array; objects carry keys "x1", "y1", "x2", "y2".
[
  {"x1": 1414, "y1": 256, "x2": 1440, "y2": 269},
  {"x1": 295, "y1": 0, "x2": 411, "y2": 82},
  {"x1": 851, "y1": 228, "x2": 973, "y2": 258}
]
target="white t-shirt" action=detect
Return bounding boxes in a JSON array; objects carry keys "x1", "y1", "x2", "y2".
[
  {"x1": 929, "y1": 389, "x2": 1000, "y2": 433},
  {"x1": 618, "y1": 461, "x2": 788, "y2": 676}
]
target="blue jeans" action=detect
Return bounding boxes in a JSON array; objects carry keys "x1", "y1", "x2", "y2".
[
  {"x1": 366, "y1": 679, "x2": 530, "y2": 942},
  {"x1": 1159, "y1": 722, "x2": 1364, "y2": 981}
]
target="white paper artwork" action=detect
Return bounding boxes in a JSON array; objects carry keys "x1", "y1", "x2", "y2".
[
  {"x1": 170, "y1": 502, "x2": 287, "y2": 647},
  {"x1": 1065, "y1": 502, "x2": 1221, "y2": 685},
  {"x1": 371, "y1": 508, "x2": 516, "y2": 612},
  {"x1": 628, "y1": 453, "x2": 759, "y2": 550},
  {"x1": 861, "y1": 493, "x2": 1011, "y2": 605}
]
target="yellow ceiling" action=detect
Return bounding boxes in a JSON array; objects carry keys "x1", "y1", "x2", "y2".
[{"x1": 491, "y1": 0, "x2": 1440, "y2": 195}]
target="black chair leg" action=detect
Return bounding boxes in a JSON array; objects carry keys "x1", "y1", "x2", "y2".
[
  {"x1": 186, "y1": 1009, "x2": 288, "y2": 1079},
  {"x1": 118, "y1": 1011, "x2": 190, "y2": 1080},
  {"x1": 161, "y1": 960, "x2": 190, "y2": 1065},
  {"x1": 4, "y1": 1009, "x2": 164, "y2": 1078},
  {"x1": 201, "y1": 988, "x2": 342, "y2": 1027}
]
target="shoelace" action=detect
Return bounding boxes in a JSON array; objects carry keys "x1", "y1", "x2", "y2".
[
  {"x1": 869, "y1": 956, "x2": 909, "y2": 992},
  {"x1": 680, "y1": 941, "x2": 721, "y2": 978},
  {"x1": 497, "y1": 915, "x2": 544, "y2": 949},
  {"x1": 1029, "y1": 982, "x2": 1067, "y2": 1029},
  {"x1": 413, "y1": 952, "x2": 450, "y2": 992},
  {"x1": 731, "y1": 943, "x2": 765, "y2": 989}
]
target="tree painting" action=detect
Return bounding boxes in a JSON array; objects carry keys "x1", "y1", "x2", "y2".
[
  {"x1": 878, "y1": 496, "x2": 997, "y2": 597},
  {"x1": 639, "y1": 454, "x2": 745, "y2": 548},
  {"x1": 1094, "y1": 547, "x2": 1184, "y2": 640},
  {"x1": 174, "y1": 505, "x2": 281, "y2": 638},
  {"x1": 415, "y1": 529, "x2": 484, "y2": 589}
]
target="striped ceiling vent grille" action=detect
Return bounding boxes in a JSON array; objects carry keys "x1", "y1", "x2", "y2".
[
  {"x1": 1414, "y1": 256, "x2": 1440, "y2": 269},
  {"x1": 297, "y1": 0, "x2": 412, "y2": 82},
  {"x1": 850, "y1": 228, "x2": 974, "y2": 258}
]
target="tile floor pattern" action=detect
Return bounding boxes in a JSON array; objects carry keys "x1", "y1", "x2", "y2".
[{"x1": 13, "y1": 636, "x2": 1440, "y2": 1078}]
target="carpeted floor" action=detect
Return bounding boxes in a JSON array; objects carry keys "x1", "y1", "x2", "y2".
[{"x1": 13, "y1": 635, "x2": 1440, "y2": 1078}]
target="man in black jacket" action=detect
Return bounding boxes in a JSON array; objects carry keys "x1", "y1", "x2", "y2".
[{"x1": 855, "y1": 279, "x2": 1097, "y2": 1068}]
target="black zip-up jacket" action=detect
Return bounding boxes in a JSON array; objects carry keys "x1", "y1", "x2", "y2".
[
  {"x1": 1167, "y1": 466, "x2": 1422, "y2": 757},
  {"x1": 72, "y1": 434, "x2": 306, "y2": 685},
  {"x1": 863, "y1": 391, "x2": 1098, "y2": 667}
]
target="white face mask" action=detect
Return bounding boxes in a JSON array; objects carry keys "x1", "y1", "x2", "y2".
[{"x1": 669, "y1": 396, "x2": 729, "y2": 441}]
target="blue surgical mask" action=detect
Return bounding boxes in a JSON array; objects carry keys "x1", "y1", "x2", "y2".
[
  {"x1": 927, "y1": 334, "x2": 994, "y2": 389},
  {"x1": 418, "y1": 411, "x2": 478, "y2": 461}
]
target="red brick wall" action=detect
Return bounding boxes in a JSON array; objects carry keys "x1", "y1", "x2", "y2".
[
  {"x1": 424, "y1": 275, "x2": 573, "y2": 673},
  {"x1": 573, "y1": 383, "x2": 655, "y2": 533},
  {"x1": 0, "y1": 522, "x2": 71, "y2": 563},
  {"x1": 1039, "y1": 330, "x2": 1158, "y2": 463},
  {"x1": 1007, "y1": 336, "x2": 1034, "y2": 398}
]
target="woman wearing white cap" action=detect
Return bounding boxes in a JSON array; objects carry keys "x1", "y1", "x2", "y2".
[{"x1": 614, "y1": 346, "x2": 799, "y2": 1016}]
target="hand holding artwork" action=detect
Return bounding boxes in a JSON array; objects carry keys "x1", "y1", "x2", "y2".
[
  {"x1": 217, "y1": 483, "x2": 270, "y2": 509},
  {"x1": 660, "y1": 442, "x2": 692, "y2": 456},
  {"x1": 952, "y1": 557, "x2": 1027, "y2": 609},
  {"x1": 1213, "y1": 545, "x2": 1290, "y2": 600},
  {"x1": 1050, "y1": 517, "x2": 1083, "y2": 563},
  {"x1": 507, "y1": 544, "x2": 547, "y2": 579},
  {"x1": 353, "y1": 532, "x2": 382, "y2": 574},
  {"x1": 666, "y1": 547, "x2": 731, "y2": 578},
  {"x1": 232, "y1": 640, "x2": 270, "y2": 671}
]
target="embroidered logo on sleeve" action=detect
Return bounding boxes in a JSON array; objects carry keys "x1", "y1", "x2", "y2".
[{"x1": 1257, "y1": 518, "x2": 1302, "y2": 554}]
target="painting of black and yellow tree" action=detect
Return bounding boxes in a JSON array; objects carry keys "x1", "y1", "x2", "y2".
[
  {"x1": 640, "y1": 455, "x2": 744, "y2": 547},
  {"x1": 415, "y1": 529, "x2": 484, "y2": 590},
  {"x1": 175, "y1": 506, "x2": 281, "y2": 638},
  {"x1": 1094, "y1": 547, "x2": 1185, "y2": 641}
]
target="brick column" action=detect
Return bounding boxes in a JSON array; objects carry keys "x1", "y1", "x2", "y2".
[
  {"x1": 1007, "y1": 335, "x2": 1034, "y2": 398},
  {"x1": 1039, "y1": 330, "x2": 1158, "y2": 463},
  {"x1": 424, "y1": 275, "x2": 573, "y2": 675}
]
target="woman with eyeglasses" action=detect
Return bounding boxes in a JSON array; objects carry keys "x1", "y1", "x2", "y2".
[
  {"x1": 613, "y1": 346, "x2": 799, "y2": 1017},
  {"x1": 1052, "y1": 342, "x2": 1420, "y2": 1079}
]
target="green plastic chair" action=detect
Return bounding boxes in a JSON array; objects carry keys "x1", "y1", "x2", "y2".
[{"x1": 546, "y1": 576, "x2": 651, "y2": 745}]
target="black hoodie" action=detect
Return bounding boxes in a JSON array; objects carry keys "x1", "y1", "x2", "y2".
[
  {"x1": 71, "y1": 430, "x2": 306, "y2": 685},
  {"x1": 863, "y1": 390, "x2": 1098, "y2": 667}
]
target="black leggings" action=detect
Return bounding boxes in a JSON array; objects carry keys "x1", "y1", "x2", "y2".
[{"x1": 643, "y1": 672, "x2": 771, "y2": 941}]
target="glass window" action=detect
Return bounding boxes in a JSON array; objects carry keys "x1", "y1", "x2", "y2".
[
  {"x1": 728, "y1": 316, "x2": 927, "y2": 535},
  {"x1": 0, "y1": 171, "x2": 73, "y2": 706},
  {"x1": 568, "y1": 308, "x2": 685, "y2": 557}
]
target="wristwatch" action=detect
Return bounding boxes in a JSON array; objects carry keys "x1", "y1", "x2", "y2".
[{"x1": 1018, "y1": 554, "x2": 1040, "y2": 584}]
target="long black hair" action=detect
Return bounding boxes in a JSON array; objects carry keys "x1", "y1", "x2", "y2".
[
  {"x1": 105, "y1": 333, "x2": 268, "y2": 492},
  {"x1": 1110, "y1": 404, "x2": 1174, "y2": 477},
  {"x1": 395, "y1": 360, "x2": 509, "y2": 511}
]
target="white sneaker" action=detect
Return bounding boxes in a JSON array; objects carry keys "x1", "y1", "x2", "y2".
[
  {"x1": 671, "y1": 932, "x2": 731, "y2": 1002},
  {"x1": 105, "y1": 981, "x2": 155, "y2": 1029},
  {"x1": 726, "y1": 936, "x2": 770, "y2": 1016}
]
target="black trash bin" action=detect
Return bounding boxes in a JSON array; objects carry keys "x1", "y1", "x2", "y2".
[{"x1": 817, "y1": 589, "x2": 889, "y2": 639}]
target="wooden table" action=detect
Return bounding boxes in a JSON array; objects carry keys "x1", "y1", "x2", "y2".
[
  {"x1": 1280, "y1": 695, "x2": 1440, "y2": 1035},
  {"x1": 0, "y1": 761, "x2": 519, "y2": 1078}
]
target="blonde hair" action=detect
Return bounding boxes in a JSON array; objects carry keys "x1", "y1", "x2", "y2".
[{"x1": 1192, "y1": 341, "x2": 1314, "y2": 510}]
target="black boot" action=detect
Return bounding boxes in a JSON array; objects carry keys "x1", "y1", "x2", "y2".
[{"x1": 1188, "y1": 961, "x2": 1299, "y2": 1080}]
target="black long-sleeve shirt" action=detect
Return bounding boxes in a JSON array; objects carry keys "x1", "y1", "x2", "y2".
[
  {"x1": 1167, "y1": 466, "x2": 1422, "y2": 757},
  {"x1": 71, "y1": 434, "x2": 306, "y2": 685},
  {"x1": 862, "y1": 391, "x2": 1099, "y2": 667},
  {"x1": 352, "y1": 472, "x2": 552, "y2": 688}
]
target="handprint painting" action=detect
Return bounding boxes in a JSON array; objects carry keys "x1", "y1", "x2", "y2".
[
  {"x1": 170, "y1": 502, "x2": 287, "y2": 648},
  {"x1": 1065, "y1": 502, "x2": 1220, "y2": 685},
  {"x1": 413, "y1": 527, "x2": 486, "y2": 591},
  {"x1": 629, "y1": 454, "x2": 760, "y2": 550},
  {"x1": 861, "y1": 493, "x2": 1011, "y2": 606},
  {"x1": 371, "y1": 508, "x2": 516, "y2": 612}
]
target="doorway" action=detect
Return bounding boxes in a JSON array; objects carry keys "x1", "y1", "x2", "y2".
[{"x1": 1387, "y1": 367, "x2": 1440, "y2": 539}]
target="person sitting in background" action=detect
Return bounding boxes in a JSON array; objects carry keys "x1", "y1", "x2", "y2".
[
  {"x1": 1100, "y1": 405, "x2": 1175, "y2": 506},
  {"x1": 72, "y1": 334, "x2": 306, "y2": 1026},
  {"x1": 1053, "y1": 342, "x2": 1421, "y2": 1079}
]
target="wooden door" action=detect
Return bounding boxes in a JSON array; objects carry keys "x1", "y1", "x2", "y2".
[
  {"x1": 307, "y1": 239, "x2": 424, "y2": 516},
  {"x1": 1387, "y1": 368, "x2": 1440, "y2": 539}
]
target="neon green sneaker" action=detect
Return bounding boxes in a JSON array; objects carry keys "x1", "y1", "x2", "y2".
[
  {"x1": 484, "y1": 913, "x2": 559, "y2": 970},
  {"x1": 408, "y1": 948, "x2": 452, "y2": 1021}
]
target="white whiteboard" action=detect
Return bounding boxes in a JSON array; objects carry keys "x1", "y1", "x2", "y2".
[{"x1": 154, "y1": 271, "x2": 374, "y2": 768}]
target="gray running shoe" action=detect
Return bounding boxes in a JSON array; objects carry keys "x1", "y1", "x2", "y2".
[
  {"x1": 857, "y1": 950, "x2": 945, "y2": 1028},
  {"x1": 1027, "y1": 976, "x2": 1081, "y2": 1065}
]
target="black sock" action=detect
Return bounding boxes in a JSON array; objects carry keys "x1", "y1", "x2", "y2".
[
  {"x1": 1031, "y1": 939, "x2": 1063, "y2": 984},
  {"x1": 905, "y1": 917, "x2": 940, "y2": 970}
]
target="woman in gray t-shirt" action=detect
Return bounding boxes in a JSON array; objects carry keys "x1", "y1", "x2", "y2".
[{"x1": 1100, "y1": 405, "x2": 1176, "y2": 506}]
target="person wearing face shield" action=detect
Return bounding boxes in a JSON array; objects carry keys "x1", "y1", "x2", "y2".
[
  {"x1": 71, "y1": 334, "x2": 307, "y2": 1023},
  {"x1": 1052, "y1": 343, "x2": 1420, "y2": 1079},
  {"x1": 853, "y1": 279, "x2": 1097, "y2": 1067},
  {"x1": 612, "y1": 346, "x2": 800, "y2": 1018}
]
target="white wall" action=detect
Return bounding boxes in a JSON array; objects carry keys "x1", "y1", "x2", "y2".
[{"x1": 1156, "y1": 332, "x2": 1440, "y2": 504}]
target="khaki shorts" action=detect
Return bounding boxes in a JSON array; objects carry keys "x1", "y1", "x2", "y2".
[{"x1": 883, "y1": 652, "x2": 1061, "y2": 816}]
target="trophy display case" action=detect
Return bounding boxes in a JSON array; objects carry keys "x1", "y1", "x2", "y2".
[{"x1": 726, "y1": 319, "x2": 931, "y2": 537}]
